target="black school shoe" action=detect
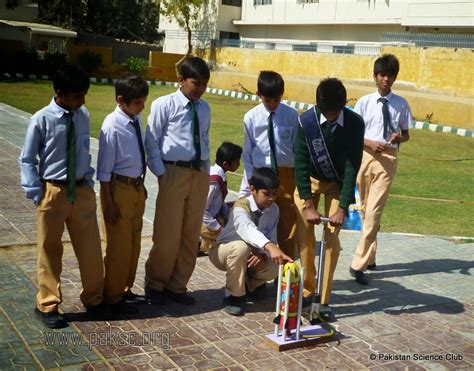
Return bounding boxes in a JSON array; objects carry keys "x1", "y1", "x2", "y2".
[
  {"x1": 34, "y1": 307, "x2": 68, "y2": 329},
  {"x1": 367, "y1": 263, "x2": 377, "y2": 271},
  {"x1": 123, "y1": 291, "x2": 148, "y2": 305},
  {"x1": 109, "y1": 300, "x2": 139, "y2": 314},
  {"x1": 349, "y1": 267, "x2": 369, "y2": 285},
  {"x1": 145, "y1": 286, "x2": 166, "y2": 305},
  {"x1": 164, "y1": 289, "x2": 195, "y2": 305},
  {"x1": 223, "y1": 295, "x2": 244, "y2": 316},
  {"x1": 85, "y1": 302, "x2": 109, "y2": 319}
]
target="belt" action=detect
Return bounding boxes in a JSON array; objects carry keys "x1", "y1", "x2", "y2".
[
  {"x1": 163, "y1": 160, "x2": 203, "y2": 169},
  {"x1": 112, "y1": 173, "x2": 144, "y2": 186},
  {"x1": 43, "y1": 178, "x2": 84, "y2": 186}
]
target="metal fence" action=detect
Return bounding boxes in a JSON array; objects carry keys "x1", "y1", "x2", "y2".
[{"x1": 381, "y1": 32, "x2": 474, "y2": 49}]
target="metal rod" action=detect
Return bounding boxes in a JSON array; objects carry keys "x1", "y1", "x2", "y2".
[
  {"x1": 274, "y1": 264, "x2": 283, "y2": 336},
  {"x1": 295, "y1": 266, "x2": 304, "y2": 340},
  {"x1": 316, "y1": 217, "x2": 329, "y2": 301},
  {"x1": 282, "y1": 267, "x2": 292, "y2": 339}
]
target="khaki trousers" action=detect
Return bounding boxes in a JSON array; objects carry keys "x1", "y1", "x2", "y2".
[
  {"x1": 209, "y1": 240, "x2": 279, "y2": 297},
  {"x1": 351, "y1": 147, "x2": 398, "y2": 271},
  {"x1": 101, "y1": 179, "x2": 146, "y2": 304},
  {"x1": 276, "y1": 167, "x2": 297, "y2": 259},
  {"x1": 294, "y1": 178, "x2": 341, "y2": 304},
  {"x1": 36, "y1": 183, "x2": 104, "y2": 312},
  {"x1": 145, "y1": 164, "x2": 209, "y2": 293},
  {"x1": 200, "y1": 224, "x2": 222, "y2": 253}
]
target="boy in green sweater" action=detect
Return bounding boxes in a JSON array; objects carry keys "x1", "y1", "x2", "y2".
[{"x1": 294, "y1": 78, "x2": 364, "y2": 321}]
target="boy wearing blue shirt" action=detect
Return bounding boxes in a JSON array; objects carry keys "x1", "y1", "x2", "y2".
[
  {"x1": 145, "y1": 57, "x2": 211, "y2": 305},
  {"x1": 97, "y1": 74, "x2": 148, "y2": 313},
  {"x1": 19, "y1": 64, "x2": 104, "y2": 328}
]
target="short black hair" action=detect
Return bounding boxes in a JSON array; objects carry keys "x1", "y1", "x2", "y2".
[
  {"x1": 257, "y1": 71, "x2": 284, "y2": 99},
  {"x1": 179, "y1": 57, "x2": 210, "y2": 80},
  {"x1": 249, "y1": 167, "x2": 280, "y2": 191},
  {"x1": 316, "y1": 78, "x2": 347, "y2": 113},
  {"x1": 216, "y1": 142, "x2": 242, "y2": 167},
  {"x1": 53, "y1": 64, "x2": 90, "y2": 94},
  {"x1": 115, "y1": 73, "x2": 149, "y2": 104},
  {"x1": 374, "y1": 54, "x2": 400, "y2": 78}
]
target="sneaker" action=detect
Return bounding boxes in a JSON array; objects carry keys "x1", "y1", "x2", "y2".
[
  {"x1": 145, "y1": 286, "x2": 166, "y2": 305},
  {"x1": 164, "y1": 289, "x2": 195, "y2": 305},
  {"x1": 34, "y1": 307, "x2": 68, "y2": 329},
  {"x1": 302, "y1": 295, "x2": 313, "y2": 307},
  {"x1": 223, "y1": 295, "x2": 244, "y2": 316},
  {"x1": 319, "y1": 304, "x2": 333, "y2": 321},
  {"x1": 109, "y1": 300, "x2": 139, "y2": 314},
  {"x1": 123, "y1": 291, "x2": 148, "y2": 305},
  {"x1": 367, "y1": 263, "x2": 377, "y2": 271},
  {"x1": 349, "y1": 267, "x2": 369, "y2": 285},
  {"x1": 309, "y1": 303, "x2": 333, "y2": 323}
]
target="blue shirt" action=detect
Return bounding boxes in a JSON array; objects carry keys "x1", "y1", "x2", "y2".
[
  {"x1": 145, "y1": 89, "x2": 211, "y2": 177},
  {"x1": 97, "y1": 106, "x2": 145, "y2": 181},
  {"x1": 19, "y1": 97, "x2": 95, "y2": 204}
]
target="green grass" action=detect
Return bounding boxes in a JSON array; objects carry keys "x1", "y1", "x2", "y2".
[{"x1": 1, "y1": 80, "x2": 473, "y2": 237}]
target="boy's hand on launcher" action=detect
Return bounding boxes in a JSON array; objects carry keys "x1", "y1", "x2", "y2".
[{"x1": 264, "y1": 243, "x2": 293, "y2": 265}]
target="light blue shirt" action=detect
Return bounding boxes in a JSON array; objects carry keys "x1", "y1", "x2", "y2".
[
  {"x1": 217, "y1": 195, "x2": 279, "y2": 252},
  {"x1": 19, "y1": 97, "x2": 95, "y2": 204},
  {"x1": 239, "y1": 102, "x2": 298, "y2": 196},
  {"x1": 145, "y1": 89, "x2": 211, "y2": 177},
  {"x1": 97, "y1": 106, "x2": 145, "y2": 181}
]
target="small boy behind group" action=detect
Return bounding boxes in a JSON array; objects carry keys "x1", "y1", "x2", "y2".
[
  {"x1": 97, "y1": 74, "x2": 149, "y2": 314},
  {"x1": 239, "y1": 71, "x2": 299, "y2": 260},
  {"x1": 200, "y1": 141, "x2": 242, "y2": 253},
  {"x1": 19, "y1": 64, "x2": 104, "y2": 329},
  {"x1": 210, "y1": 167, "x2": 293, "y2": 316}
]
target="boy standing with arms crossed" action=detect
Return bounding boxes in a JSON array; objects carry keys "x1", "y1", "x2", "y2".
[
  {"x1": 145, "y1": 57, "x2": 211, "y2": 305},
  {"x1": 19, "y1": 64, "x2": 104, "y2": 328},
  {"x1": 239, "y1": 71, "x2": 299, "y2": 259},
  {"x1": 350, "y1": 54, "x2": 412, "y2": 285},
  {"x1": 294, "y1": 78, "x2": 364, "y2": 320},
  {"x1": 97, "y1": 74, "x2": 148, "y2": 313}
]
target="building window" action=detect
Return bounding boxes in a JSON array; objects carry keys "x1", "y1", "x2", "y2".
[
  {"x1": 254, "y1": 0, "x2": 272, "y2": 5},
  {"x1": 222, "y1": 0, "x2": 242, "y2": 6},
  {"x1": 296, "y1": 0, "x2": 319, "y2": 3},
  {"x1": 219, "y1": 31, "x2": 240, "y2": 40}
]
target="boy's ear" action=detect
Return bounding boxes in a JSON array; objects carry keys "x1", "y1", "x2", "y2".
[
  {"x1": 116, "y1": 95, "x2": 125, "y2": 104},
  {"x1": 249, "y1": 185, "x2": 256, "y2": 194},
  {"x1": 178, "y1": 76, "x2": 184, "y2": 86},
  {"x1": 56, "y1": 90, "x2": 66, "y2": 98}
]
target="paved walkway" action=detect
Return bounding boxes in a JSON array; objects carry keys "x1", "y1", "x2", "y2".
[{"x1": 1, "y1": 103, "x2": 473, "y2": 370}]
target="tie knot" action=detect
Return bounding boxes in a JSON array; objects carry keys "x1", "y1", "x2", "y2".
[{"x1": 378, "y1": 97, "x2": 388, "y2": 105}]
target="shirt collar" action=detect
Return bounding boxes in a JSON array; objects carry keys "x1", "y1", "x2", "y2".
[
  {"x1": 376, "y1": 91, "x2": 393, "y2": 102},
  {"x1": 320, "y1": 110, "x2": 345, "y2": 127},
  {"x1": 262, "y1": 102, "x2": 282, "y2": 118},
  {"x1": 49, "y1": 97, "x2": 73, "y2": 119},
  {"x1": 247, "y1": 194, "x2": 268, "y2": 215},
  {"x1": 176, "y1": 88, "x2": 200, "y2": 108},
  {"x1": 213, "y1": 164, "x2": 227, "y2": 182},
  {"x1": 114, "y1": 105, "x2": 139, "y2": 125}
]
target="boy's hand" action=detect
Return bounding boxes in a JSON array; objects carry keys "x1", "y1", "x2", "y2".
[
  {"x1": 305, "y1": 200, "x2": 321, "y2": 225},
  {"x1": 329, "y1": 207, "x2": 346, "y2": 227},
  {"x1": 248, "y1": 250, "x2": 267, "y2": 269},
  {"x1": 366, "y1": 139, "x2": 387, "y2": 153},
  {"x1": 104, "y1": 200, "x2": 121, "y2": 224},
  {"x1": 264, "y1": 243, "x2": 293, "y2": 265},
  {"x1": 389, "y1": 132, "x2": 402, "y2": 144}
]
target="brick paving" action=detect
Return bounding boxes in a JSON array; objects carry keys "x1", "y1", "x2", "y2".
[{"x1": 1, "y1": 103, "x2": 473, "y2": 370}]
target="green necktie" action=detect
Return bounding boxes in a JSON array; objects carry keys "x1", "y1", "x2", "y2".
[
  {"x1": 268, "y1": 112, "x2": 278, "y2": 175},
  {"x1": 66, "y1": 112, "x2": 76, "y2": 203},
  {"x1": 190, "y1": 102, "x2": 201, "y2": 170}
]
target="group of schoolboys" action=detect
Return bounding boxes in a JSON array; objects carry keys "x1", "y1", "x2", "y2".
[{"x1": 20, "y1": 53, "x2": 411, "y2": 329}]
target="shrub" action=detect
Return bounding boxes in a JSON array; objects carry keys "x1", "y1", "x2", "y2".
[
  {"x1": 125, "y1": 56, "x2": 148, "y2": 74},
  {"x1": 42, "y1": 52, "x2": 67, "y2": 77},
  {"x1": 16, "y1": 50, "x2": 39, "y2": 76},
  {"x1": 77, "y1": 50, "x2": 103, "y2": 74}
]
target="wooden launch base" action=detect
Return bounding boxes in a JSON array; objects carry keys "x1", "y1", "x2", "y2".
[{"x1": 264, "y1": 324, "x2": 336, "y2": 351}]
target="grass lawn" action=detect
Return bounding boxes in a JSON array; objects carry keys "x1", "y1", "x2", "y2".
[{"x1": 1, "y1": 80, "x2": 473, "y2": 237}]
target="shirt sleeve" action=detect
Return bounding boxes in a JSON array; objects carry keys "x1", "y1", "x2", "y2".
[
  {"x1": 96, "y1": 124, "x2": 116, "y2": 182},
  {"x1": 233, "y1": 206, "x2": 270, "y2": 250},
  {"x1": 145, "y1": 100, "x2": 167, "y2": 177},
  {"x1": 203, "y1": 183, "x2": 223, "y2": 231},
  {"x1": 400, "y1": 100, "x2": 413, "y2": 130},
  {"x1": 241, "y1": 116, "x2": 255, "y2": 191},
  {"x1": 19, "y1": 116, "x2": 44, "y2": 204}
]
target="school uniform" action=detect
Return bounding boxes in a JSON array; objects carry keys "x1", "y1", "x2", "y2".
[
  {"x1": 200, "y1": 164, "x2": 229, "y2": 252},
  {"x1": 351, "y1": 91, "x2": 412, "y2": 271},
  {"x1": 209, "y1": 195, "x2": 279, "y2": 297},
  {"x1": 19, "y1": 97, "x2": 104, "y2": 313},
  {"x1": 97, "y1": 106, "x2": 146, "y2": 304},
  {"x1": 239, "y1": 102, "x2": 299, "y2": 258},
  {"x1": 294, "y1": 107, "x2": 364, "y2": 304},
  {"x1": 145, "y1": 89, "x2": 210, "y2": 294}
]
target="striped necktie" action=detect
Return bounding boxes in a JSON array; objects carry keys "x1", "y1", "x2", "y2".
[
  {"x1": 131, "y1": 120, "x2": 146, "y2": 176},
  {"x1": 190, "y1": 101, "x2": 201, "y2": 170},
  {"x1": 268, "y1": 112, "x2": 278, "y2": 174},
  {"x1": 66, "y1": 112, "x2": 76, "y2": 203}
]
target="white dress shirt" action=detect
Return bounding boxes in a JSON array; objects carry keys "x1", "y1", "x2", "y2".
[
  {"x1": 145, "y1": 88, "x2": 211, "y2": 176},
  {"x1": 355, "y1": 91, "x2": 412, "y2": 148},
  {"x1": 217, "y1": 195, "x2": 279, "y2": 252},
  {"x1": 97, "y1": 106, "x2": 145, "y2": 181},
  {"x1": 239, "y1": 102, "x2": 298, "y2": 196},
  {"x1": 203, "y1": 165, "x2": 230, "y2": 231}
]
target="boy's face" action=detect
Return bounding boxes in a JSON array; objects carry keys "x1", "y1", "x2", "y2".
[
  {"x1": 56, "y1": 90, "x2": 87, "y2": 111},
  {"x1": 250, "y1": 186, "x2": 278, "y2": 210},
  {"x1": 224, "y1": 159, "x2": 240, "y2": 173},
  {"x1": 179, "y1": 77, "x2": 208, "y2": 102},
  {"x1": 259, "y1": 94, "x2": 282, "y2": 113},
  {"x1": 117, "y1": 95, "x2": 147, "y2": 117},
  {"x1": 321, "y1": 110, "x2": 342, "y2": 123},
  {"x1": 374, "y1": 73, "x2": 396, "y2": 96}
]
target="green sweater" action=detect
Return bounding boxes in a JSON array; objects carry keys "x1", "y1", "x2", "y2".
[{"x1": 294, "y1": 107, "x2": 365, "y2": 209}]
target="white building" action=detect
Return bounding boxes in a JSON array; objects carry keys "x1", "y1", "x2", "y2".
[{"x1": 161, "y1": 0, "x2": 474, "y2": 54}]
